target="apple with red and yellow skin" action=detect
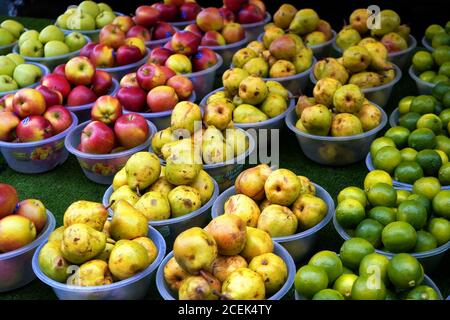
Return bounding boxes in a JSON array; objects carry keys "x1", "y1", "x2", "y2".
[
  {"x1": 152, "y1": 3, "x2": 177, "y2": 22},
  {"x1": 238, "y1": 4, "x2": 264, "y2": 23},
  {"x1": 124, "y1": 37, "x2": 146, "y2": 55},
  {"x1": 126, "y1": 25, "x2": 151, "y2": 42},
  {"x1": 40, "y1": 74, "x2": 71, "y2": 99},
  {"x1": 53, "y1": 64, "x2": 66, "y2": 77},
  {"x1": 147, "y1": 85, "x2": 179, "y2": 112},
  {"x1": 221, "y1": 23, "x2": 245, "y2": 43},
  {"x1": 12, "y1": 88, "x2": 46, "y2": 118},
  {"x1": 160, "y1": 65, "x2": 176, "y2": 80},
  {"x1": 65, "y1": 56, "x2": 95, "y2": 86},
  {"x1": 219, "y1": 7, "x2": 236, "y2": 23},
  {"x1": 135, "y1": 6, "x2": 160, "y2": 28},
  {"x1": 0, "y1": 215, "x2": 36, "y2": 252},
  {"x1": 99, "y1": 24, "x2": 126, "y2": 49},
  {"x1": 67, "y1": 85, "x2": 97, "y2": 106},
  {"x1": 0, "y1": 94, "x2": 14, "y2": 112},
  {"x1": 136, "y1": 63, "x2": 167, "y2": 90},
  {"x1": 119, "y1": 72, "x2": 139, "y2": 88},
  {"x1": 43, "y1": 105, "x2": 73, "y2": 134},
  {"x1": 16, "y1": 115, "x2": 53, "y2": 142},
  {"x1": 114, "y1": 113, "x2": 149, "y2": 149},
  {"x1": 80, "y1": 121, "x2": 116, "y2": 154},
  {"x1": 192, "y1": 47, "x2": 218, "y2": 71},
  {"x1": 16, "y1": 199, "x2": 47, "y2": 233},
  {"x1": 201, "y1": 31, "x2": 226, "y2": 46},
  {"x1": 179, "y1": 2, "x2": 202, "y2": 21},
  {"x1": 0, "y1": 112, "x2": 20, "y2": 142},
  {"x1": 148, "y1": 47, "x2": 173, "y2": 65},
  {"x1": 91, "y1": 70, "x2": 113, "y2": 96},
  {"x1": 163, "y1": 40, "x2": 174, "y2": 51},
  {"x1": 184, "y1": 24, "x2": 203, "y2": 39},
  {"x1": 224, "y1": 0, "x2": 248, "y2": 13},
  {"x1": 90, "y1": 44, "x2": 115, "y2": 68},
  {"x1": 112, "y1": 16, "x2": 135, "y2": 33},
  {"x1": 116, "y1": 45, "x2": 142, "y2": 66},
  {"x1": 117, "y1": 86, "x2": 147, "y2": 112},
  {"x1": 91, "y1": 95, "x2": 123, "y2": 125},
  {"x1": 36, "y1": 85, "x2": 63, "y2": 108},
  {"x1": 0, "y1": 183, "x2": 18, "y2": 219},
  {"x1": 170, "y1": 30, "x2": 201, "y2": 56},
  {"x1": 196, "y1": 8, "x2": 224, "y2": 32},
  {"x1": 165, "y1": 53, "x2": 192, "y2": 74},
  {"x1": 167, "y1": 75, "x2": 194, "y2": 100},
  {"x1": 80, "y1": 43, "x2": 97, "y2": 58},
  {"x1": 153, "y1": 22, "x2": 176, "y2": 40}
]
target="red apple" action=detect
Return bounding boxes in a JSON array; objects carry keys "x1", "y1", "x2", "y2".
[
  {"x1": 90, "y1": 44, "x2": 115, "y2": 68},
  {"x1": 136, "y1": 63, "x2": 167, "y2": 90},
  {"x1": 67, "y1": 86, "x2": 97, "y2": 106},
  {"x1": 99, "y1": 24, "x2": 126, "y2": 49},
  {"x1": 80, "y1": 121, "x2": 116, "y2": 154},
  {"x1": 153, "y1": 22, "x2": 176, "y2": 40},
  {"x1": 116, "y1": 45, "x2": 142, "y2": 66},
  {"x1": 170, "y1": 30, "x2": 201, "y2": 56},
  {"x1": 114, "y1": 113, "x2": 149, "y2": 149},
  {"x1": 148, "y1": 47, "x2": 173, "y2": 65},
  {"x1": 163, "y1": 40, "x2": 174, "y2": 51},
  {"x1": 16, "y1": 115, "x2": 53, "y2": 142},
  {"x1": 0, "y1": 111, "x2": 20, "y2": 142},
  {"x1": 91, "y1": 70, "x2": 113, "y2": 96},
  {"x1": 36, "y1": 85, "x2": 63, "y2": 108},
  {"x1": 80, "y1": 43, "x2": 97, "y2": 58},
  {"x1": 0, "y1": 183, "x2": 18, "y2": 218},
  {"x1": 124, "y1": 37, "x2": 146, "y2": 55},
  {"x1": 126, "y1": 25, "x2": 151, "y2": 42},
  {"x1": 238, "y1": 4, "x2": 264, "y2": 23},
  {"x1": 16, "y1": 199, "x2": 47, "y2": 233},
  {"x1": 119, "y1": 72, "x2": 139, "y2": 88},
  {"x1": 179, "y1": 2, "x2": 202, "y2": 21},
  {"x1": 53, "y1": 64, "x2": 66, "y2": 77},
  {"x1": 0, "y1": 94, "x2": 14, "y2": 113},
  {"x1": 147, "y1": 85, "x2": 179, "y2": 112},
  {"x1": 159, "y1": 65, "x2": 176, "y2": 80},
  {"x1": 184, "y1": 24, "x2": 203, "y2": 38},
  {"x1": 249, "y1": 0, "x2": 266, "y2": 15},
  {"x1": 91, "y1": 95, "x2": 123, "y2": 125},
  {"x1": 223, "y1": 0, "x2": 248, "y2": 13},
  {"x1": 196, "y1": 8, "x2": 224, "y2": 32},
  {"x1": 219, "y1": 7, "x2": 236, "y2": 23},
  {"x1": 221, "y1": 22, "x2": 245, "y2": 43},
  {"x1": 166, "y1": 75, "x2": 194, "y2": 100},
  {"x1": 164, "y1": 0, "x2": 185, "y2": 7},
  {"x1": 65, "y1": 56, "x2": 96, "y2": 86},
  {"x1": 117, "y1": 87, "x2": 147, "y2": 112},
  {"x1": 201, "y1": 31, "x2": 226, "y2": 46},
  {"x1": 135, "y1": 6, "x2": 160, "y2": 28},
  {"x1": 43, "y1": 105, "x2": 73, "y2": 134},
  {"x1": 41, "y1": 74, "x2": 71, "y2": 99},
  {"x1": 192, "y1": 47, "x2": 218, "y2": 71},
  {"x1": 12, "y1": 88, "x2": 46, "y2": 118},
  {"x1": 112, "y1": 16, "x2": 135, "y2": 33},
  {"x1": 152, "y1": 3, "x2": 178, "y2": 22}
]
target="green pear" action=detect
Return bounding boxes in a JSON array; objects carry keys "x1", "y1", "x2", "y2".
[
  {"x1": 0, "y1": 28, "x2": 14, "y2": 46},
  {"x1": 61, "y1": 224, "x2": 107, "y2": 264},
  {"x1": 134, "y1": 191, "x2": 171, "y2": 221},
  {"x1": 370, "y1": 10, "x2": 401, "y2": 37},
  {"x1": 108, "y1": 240, "x2": 151, "y2": 280},
  {"x1": 178, "y1": 274, "x2": 221, "y2": 300},
  {"x1": 336, "y1": 28, "x2": 361, "y2": 51},
  {"x1": 44, "y1": 41, "x2": 70, "y2": 57},
  {"x1": 295, "y1": 96, "x2": 316, "y2": 118},
  {"x1": 379, "y1": 69, "x2": 396, "y2": 85},
  {"x1": 39, "y1": 25, "x2": 65, "y2": 44},
  {"x1": 13, "y1": 63, "x2": 42, "y2": 87},
  {"x1": 360, "y1": 42, "x2": 393, "y2": 71},
  {"x1": 301, "y1": 104, "x2": 332, "y2": 136},
  {"x1": 242, "y1": 57, "x2": 269, "y2": 78},
  {"x1": 126, "y1": 152, "x2": 161, "y2": 192},
  {"x1": 222, "y1": 268, "x2": 266, "y2": 300},
  {"x1": 189, "y1": 170, "x2": 215, "y2": 205},
  {"x1": 274, "y1": 4, "x2": 297, "y2": 29},
  {"x1": 246, "y1": 40, "x2": 265, "y2": 55},
  {"x1": 110, "y1": 200, "x2": 148, "y2": 240},
  {"x1": 223, "y1": 68, "x2": 249, "y2": 96},
  {"x1": 19, "y1": 38, "x2": 43, "y2": 57},
  {"x1": 73, "y1": 259, "x2": 113, "y2": 286},
  {"x1": 343, "y1": 46, "x2": 372, "y2": 73},
  {"x1": 224, "y1": 128, "x2": 249, "y2": 157},
  {"x1": 232, "y1": 48, "x2": 258, "y2": 68},
  {"x1": 112, "y1": 167, "x2": 127, "y2": 190},
  {"x1": 249, "y1": 253, "x2": 287, "y2": 295},
  {"x1": 240, "y1": 227, "x2": 273, "y2": 262},
  {"x1": 170, "y1": 101, "x2": 202, "y2": 135},
  {"x1": 151, "y1": 128, "x2": 177, "y2": 156},
  {"x1": 349, "y1": 72, "x2": 382, "y2": 88},
  {"x1": 313, "y1": 78, "x2": 342, "y2": 107},
  {"x1": 56, "y1": 13, "x2": 71, "y2": 29},
  {"x1": 202, "y1": 126, "x2": 233, "y2": 164},
  {"x1": 238, "y1": 76, "x2": 268, "y2": 105},
  {"x1": 260, "y1": 93, "x2": 288, "y2": 118},
  {"x1": 64, "y1": 200, "x2": 108, "y2": 231},
  {"x1": 0, "y1": 20, "x2": 24, "y2": 39},
  {"x1": 289, "y1": 9, "x2": 320, "y2": 35},
  {"x1": 293, "y1": 46, "x2": 313, "y2": 73},
  {"x1": 48, "y1": 226, "x2": 65, "y2": 242},
  {"x1": 313, "y1": 58, "x2": 349, "y2": 84},
  {"x1": 147, "y1": 176, "x2": 174, "y2": 198},
  {"x1": 292, "y1": 194, "x2": 328, "y2": 230},
  {"x1": 38, "y1": 241, "x2": 70, "y2": 283},
  {"x1": 266, "y1": 80, "x2": 289, "y2": 100},
  {"x1": 110, "y1": 185, "x2": 140, "y2": 209},
  {"x1": 257, "y1": 204, "x2": 298, "y2": 237},
  {"x1": 18, "y1": 30, "x2": 39, "y2": 47},
  {"x1": 333, "y1": 84, "x2": 365, "y2": 113},
  {"x1": 305, "y1": 31, "x2": 327, "y2": 46},
  {"x1": 78, "y1": 1, "x2": 100, "y2": 19},
  {"x1": 6, "y1": 53, "x2": 25, "y2": 66},
  {"x1": 206, "y1": 91, "x2": 227, "y2": 104},
  {"x1": 331, "y1": 113, "x2": 364, "y2": 136},
  {"x1": 168, "y1": 186, "x2": 202, "y2": 217}
]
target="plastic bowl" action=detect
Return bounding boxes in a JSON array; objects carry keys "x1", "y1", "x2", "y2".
[
  {"x1": 211, "y1": 183, "x2": 335, "y2": 263},
  {"x1": 12, "y1": 35, "x2": 91, "y2": 70},
  {"x1": 285, "y1": 105, "x2": 388, "y2": 166},
  {"x1": 0, "y1": 62, "x2": 50, "y2": 98},
  {"x1": 0, "y1": 112, "x2": 78, "y2": 173},
  {"x1": 122, "y1": 91, "x2": 196, "y2": 131},
  {"x1": 32, "y1": 225, "x2": 166, "y2": 300},
  {"x1": 388, "y1": 107, "x2": 400, "y2": 127},
  {"x1": 408, "y1": 65, "x2": 435, "y2": 95},
  {"x1": 0, "y1": 210, "x2": 55, "y2": 293},
  {"x1": 97, "y1": 48, "x2": 150, "y2": 81},
  {"x1": 66, "y1": 78, "x2": 119, "y2": 123},
  {"x1": 422, "y1": 36, "x2": 434, "y2": 52},
  {"x1": 102, "y1": 178, "x2": 219, "y2": 249},
  {"x1": 168, "y1": 19, "x2": 196, "y2": 29},
  {"x1": 64, "y1": 119, "x2": 157, "y2": 184},
  {"x1": 310, "y1": 63, "x2": 402, "y2": 108},
  {"x1": 156, "y1": 241, "x2": 295, "y2": 300},
  {"x1": 241, "y1": 12, "x2": 272, "y2": 41}
]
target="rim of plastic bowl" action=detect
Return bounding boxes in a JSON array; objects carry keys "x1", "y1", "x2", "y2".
[
  {"x1": 389, "y1": 107, "x2": 400, "y2": 127},
  {"x1": 0, "y1": 62, "x2": 50, "y2": 97},
  {"x1": 56, "y1": 11, "x2": 125, "y2": 34},
  {"x1": 408, "y1": 65, "x2": 435, "y2": 89},
  {"x1": 31, "y1": 225, "x2": 166, "y2": 293},
  {"x1": 184, "y1": 53, "x2": 223, "y2": 78},
  {"x1": 285, "y1": 103, "x2": 388, "y2": 142},
  {"x1": 64, "y1": 119, "x2": 156, "y2": 160},
  {"x1": 241, "y1": 12, "x2": 271, "y2": 28},
  {"x1": 0, "y1": 40, "x2": 17, "y2": 51},
  {"x1": 168, "y1": 19, "x2": 196, "y2": 28},
  {"x1": 97, "y1": 48, "x2": 150, "y2": 73},
  {"x1": 199, "y1": 31, "x2": 250, "y2": 51},
  {"x1": 200, "y1": 87, "x2": 296, "y2": 129},
  {"x1": 422, "y1": 36, "x2": 435, "y2": 52},
  {"x1": 389, "y1": 35, "x2": 417, "y2": 58},
  {"x1": 65, "y1": 78, "x2": 119, "y2": 112},
  {"x1": 12, "y1": 35, "x2": 91, "y2": 62},
  {"x1": 0, "y1": 210, "x2": 55, "y2": 260},
  {"x1": 0, "y1": 112, "x2": 78, "y2": 148}
]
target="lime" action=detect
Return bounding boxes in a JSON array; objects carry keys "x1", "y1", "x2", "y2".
[
  {"x1": 416, "y1": 114, "x2": 443, "y2": 135},
  {"x1": 416, "y1": 149, "x2": 443, "y2": 176},
  {"x1": 425, "y1": 24, "x2": 445, "y2": 41},
  {"x1": 432, "y1": 190, "x2": 450, "y2": 218},
  {"x1": 364, "y1": 170, "x2": 393, "y2": 192},
  {"x1": 333, "y1": 274, "x2": 358, "y2": 299},
  {"x1": 394, "y1": 161, "x2": 424, "y2": 184},
  {"x1": 355, "y1": 219, "x2": 384, "y2": 248},
  {"x1": 412, "y1": 51, "x2": 434, "y2": 72},
  {"x1": 370, "y1": 137, "x2": 396, "y2": 157},
  {"x1": 406, "y1": 285, "x2": 441, "y2": 300},
  {"x1": 387, "y1": 253, "x2": 424, "y2": 290},
  {"x1": 408, "y1": 128, "x2": 437, "y2": 150},
  {"x1": 335, "y1": 199, "x2": 366, "y2": 229},
  {"x1": 412, "y1": 177, "x2": 442, "y2": 200},
  {"x1": 438, "y1": 162, "x2": 450, "y2": 184},
  {"x1": 339, "y1": 238, "x2": 375, "y2": 270},
  {"x1": 312, "y1": 288, "x2": 345, "y2": 300},
  {"x1": 410, "y1": 95, "x2": 436, "y2": 115},
  {"x1": 294, "y1": 265, "x2": 329, "y2": 299},
  {"x1": 431, "y1": 74, "x2": 450, "y2": 84},
  {"x1": 432, "y1": 81, "x2": 450, "y2": 100},
  {"x1": 373, "y1": 146, "x2": 402, "y2": 174},
  {"x1": 435, "y1": 149, "x2": 449, "y2": 164},
  {"x1": 384, "y1": 127, "x2": 410, "y2": 148},
  {"x1": 436, "y1": 135, "x2": 450, "y2": 156},
  {"x1": 385, "y1": 289, "x2": 398, "y2": 300},
  {"x1": 432, "y1": 33, "x2": 450, "y2": 48},
  {"x1": 308, "y1": 250, "x2": 343, "y2": 285},
  {"x1": 399, "y1": 112, "x2": 421, "y2": 131},
  {"x1": 398, "y1": 96, "x2": 414, "y2": 115},
  {"x1": 414, "y1": 230, "x2": 438, "y2": 252},
  {"x1": 368, "y1": 206, "x2": 397, "y2": 226},
  {"x1": 400, "y1": 147, "x2": 418, "y2": 162},
  {"x1": 337, "y1": 186, "x2": 367, "y2": 207},
  {"x1": 439, "y1": 110, "x2": 450, "y2": 128},
  {"x1": 381, "y1": 221, "x2": 417, "y2": 253},
  {"x1": 443, "y1": 91, "x2": 450, "y2": 108},
  {"x1": 432, "y1": 45, "x2": 450, "y2": 66},
  {"x1": 428, "y1": 217, "x2": 450, "y2": 246},
  {"x1": 439, "y1": 61, "x2": 450, "y2": 77},
  {"x1": 359, "y1": 253, "x2": 390, "y2": 284},
  {"x1": 420, "y1": 71, "x2": 437, "y2": 83},
  {"x1": 351, "y1": 275, "x2": 387, "y2": 300},
  {"x1": 396, "y1": 200, "x2": 428, "y2": 230},
  {"x1": 396, "y1": 190, "x2": 411, "y2": 205},
  {"x1": 407, "y1": 194, "x2": 432, "y2": 215},
  {"x1": 366, "y1": 183, "x2": 397, "y2": 207}
]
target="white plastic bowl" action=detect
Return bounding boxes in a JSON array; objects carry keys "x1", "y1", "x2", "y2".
[
  {"x1": 97, "y1": 48, "x2": 150, "y2": 81},
  {"x1": 0, "y1": 62, "x2": 50, "y2": 98},
  {"x1": 408, "y1": 65, "x2": 435, "y2": 95}
]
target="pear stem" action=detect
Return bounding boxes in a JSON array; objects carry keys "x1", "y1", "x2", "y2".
[
  {"x1": 212, "y1": 290, "x2": 230, "y2": 300},
  {"x1": 104, "y1": 200, "x2": 115, "y2": 211}
]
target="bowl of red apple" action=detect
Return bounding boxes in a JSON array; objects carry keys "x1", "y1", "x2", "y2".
[
  {"x1": 0, "y1": 183, "x2": 56, "y2": 292},
  {"x1": 117, "y1": 65, "x2": 196, "y2": 131},
  {"x1": 0, "y1": 87, "x2": 78, "y2": 174},
  {"x1": 65, "y1": 95, "x2": 157, "y2": 185}
]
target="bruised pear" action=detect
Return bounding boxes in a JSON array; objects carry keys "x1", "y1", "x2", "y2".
[
  {"x1": 232, "y1": 48, "x2": 257, "y2": 68},
  {"x1": 126, "y1": 152, "x2": 161, "y2": 193},
  {"x1": 74, "y1": 260, "x2": 113, "y2": 286},
  {"x1": 134, "y1": 191, "x2": 171, "y2": 221},
  {"x1": 109, "y1": 185, "x2": 139, "y2": 209},
  {"x1": 147, "y1": 176, "x2": 174, "y2": 198},
  {"x1": 246, "y1": 41, "x2": 265, "y2": 55},
  {"x1": 265, "y1": 169, "x2": 301, "y2": 206},
  {"x1": 331, "y1": 113, "x2": 364, "y2": 137},
  {"x1": 292, "y1": 194, "x2": 328, "y2": 230},
  {"x1": 63, "y1": 201, "x2": 108, "y2": 231},
  {"x1": 316, "y1": 20, "x2": 333, "y2": 40},
  {"x1": 295, "y1": 96, "x2": 316, "y2": 117},
  {"x1": 261, "y1": 50, "x2": 277, "y2": 67},
  {"x1": 269, "y1": 60, "x2": 297, "y2": 78},
  {"x1": 151, "y1": 128, "x2": 177, "y2": 156},
  {"x1": 38, "y1": 241, "x2": 70, "y2": 283},
  {"x1": 313, "y1": 58, "x2": 349, "y2": 85},
  {"x1": 225, "y1": 128, "x2": 249, "y2": 157},
  {"x1": 381, "y1": 32, "x2": 408, "y2": 52},
  {"x1": 349, "y1": 72, "x2": 382, "y2": 88},
  {"x1": 298, "y1": 176, "x2": 316, "y2": 195},
  {"x1": 343, "y1": 46, "x2": 372, "y2": 73},
  {"x1": 210, "y1": 255, "x2": 248, "y2": 282},
  {"x1": 168, "y1": 186, "x2": 202, "y2": 217},
  {"x1": 350, "y1": 8, "x2": 370, "y2": 34},
  {"x1": 164, "y1": 139, "x2": 203, "y2": 186},
  {"x1": 301, "y1": 104, "x2": 332, "y2": 136},
  {"x1": 189, "y1": 170, "x2": 215, "y2": 205},
  {"x1": 336, "y1": 28, "x2": 361, "y2": 51},
  {"x1": 112, "y1": 167, "x2": 127, "y2": 190},
  {"x1": 61, "y1": 224, "x2": 107, "y2": 264},
  {"x1": 274, "y1": 4, "x2": 297, "y2": 29},
  {"x1": 108, "y1": 240, "x2": 150, "y2": 280},
  {"x1": 357, "y1": 101, "x2": 382, "y2": 131},
  {"x1": 241, "y1": 227, "x2": 273, "y2": 262},
  {"x1": 222, "y1": 268, "x2": 265, "y2": 300},
  {"x1": 110, "y1": 200, "x2": 148, "y2": 240},
  {"x1": 249, "y1": 253, "x2": 287, "y2": 295},
  {"x1": 261, "y1": 93, "x2": 288, "y2": 118},
  {"x1": 360, "y1": 42, "x2": 393, "y2": 71},
  {"x1": 132, "y1": 237, "x2": 158, "y2": 263},
  {"x1": 233, "y1": 104, "x2": 269, "y2": 123},
  {"x1": 205, "y1": 214, "x2": 247, "y2": 255},
  {"x1": 223, "y1": 68, "x2": 249, "y2": 97},
  {"x1": 333, "y1": 84, "x2": 365, "y2": 113},
  {"x1": 293, "y1": 46, "x2": 313, "y2": 74},
  {"x1": 304, "y1": 31, "x2": 327, "y2": 46},
  {"x1": 179, "y1": 273, "x2": 221, "y2": 300},
  {"x1": 313, "y1": 78, "x2": 342, "y2": 107},
  {"x1": 164, "y1": 257, "x2": 190, "y2": 292},
  {"x1": 170, "y1": 101, "x2": 202, "y2": 135},
  {"x1": 224, "y1": 194, "x2": 260, "y2": 227},
  {"x1": 266, "y1": 81, "x2": 289, "y2": 100},
  {"x1": 379, "y1": 69, "x2": 396, "y2": 85},
  {"x1": 238, "y1": 76, "x2": 268, "y2": 105},
  {"x1": 242, "y1": 57, "x2": 269, "y2": 78},
  {"x1": 235, "y1": 164, "x2": 272, "y2": 201},
  {"x1": 358, "y1": 37, "x2": 378, "y2": 47},
  {"x1": 258, "y1": 204, "x2": 298, "y2": 237}
]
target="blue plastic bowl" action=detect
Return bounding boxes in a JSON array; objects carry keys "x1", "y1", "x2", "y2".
[
  {"x1": 388, "y1": 107, "x2": 400, "y2": 127},
  {"x1": 32, "y1": 225, "x2": 166, "y2": 300},
  {"x1": 0, "y1": 210, "x2": 55, "y2": 292},
  {"x1": 241, "y1": 12, "x2": 271, "y2": 42},
  {"x1": 408, "y1": 65, "x2": 435, "y2": 95},
  {"x1": 0, "y1": 62, "x2": 50, "y2": 98},
  {"x1": 156, "y1": 241, "x2": 295, "y2": 300},
  {"x1": 211, "y1": 183, "x2": 335, "y2": 263},
  {"x1": 0, "y1": 112, "x2": 78, "y2": 173},
  {"x1": 64, "y1": 119, "x2": 157, "y2": 184},
  {"x1": 168, "y1": 19, "x2": 196, "y2": 29},
  {"x1": 102, "y1": 176, "x2": 219, "y2": 249},
  {"x1": 97, "y1": 48, "x2": 150, "y2": 81},
  {"x1": 422, "y1": 36, "x2": 434, "y2": 52}
]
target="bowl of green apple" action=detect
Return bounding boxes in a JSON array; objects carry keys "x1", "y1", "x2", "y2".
[
  {"x1": 0, "y1": 19, "x2": 26, "y2": 55},
  {"x1": 12, "y1": 25, "x2": 91, "y2": 70}
]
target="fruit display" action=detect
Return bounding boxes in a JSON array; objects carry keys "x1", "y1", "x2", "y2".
[
  {"x1": 149, "y1": 1, "x2": 202, "y2": 24},
  {"x1": 423, "y1": 22, "x2": 450, "y2": 50},
  {"x1": 411, "y1": 48, "x2": 450, "y2": 85},
  {"x1": 0, "y1": 20, "x2": 25, "y2": 49},
  {"x1": 222, "y1": 0, "x2": 267, "y2": 25},
  {"x1": 0, "y1": 183, "x2": 48, "y2": 253},
  {"x1": 0, "y1": 54, "x2": 46, "y2": 93},
  {"x1": 294, "y1": 238, "x2": 442, "y2": 300}
]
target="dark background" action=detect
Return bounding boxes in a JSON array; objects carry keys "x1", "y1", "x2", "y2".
[{"x1": 4, "y1": 0, "x2": 450, "y2": 38}]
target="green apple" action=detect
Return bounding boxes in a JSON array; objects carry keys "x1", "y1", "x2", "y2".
[
  {"x1": 0, "y1": 28, "x2": 15, "y2": 46},
  {"x1": 78, "y1": 1, "x2": 100, "y2": 18},
  {"x1": 13, "y1": 63, "x2": 42, "y2": 87},
  {"x1": 6, "y1": 53, "x2": 25, "y2": 66},
  {"x1": 65, "y1": 8, "x2": 77, "y2": 16},
  {"x1": 98, "y1": 3, "x2": 113, "y2": 12},
  {"x1": 67, "y1": 12, "x2": 96, "y2": 30},
  {"x1": 18, "y1": 30, "x2": 39, "y2": 47},
  {"x1": 44, "y1": 41, "x2": 70, "y2": 57},
  {"x1": 95, "y1": 10, "x2": 116, "y2": 28},
  {"x1": 0, "y1": 20, "x2": 24, "y2": 39},
  {"x1": 39, "y1": 25, "x2": 65, "y2": 44},
  {"x1": 19, "y1": 39, "x2": 44, "y2": 57},
  {"x1": 57, "y1": 13, "x2": 71, "y2": 29},
  {"x1": 0, "y1": 75, "x2": 19, "y2": 92},
  {"x1": 0, "y1": 56, "x2": 17, "y2": 76},
  {"x1": 65, "y1": 32, "x2": 87, "y2": 52}
]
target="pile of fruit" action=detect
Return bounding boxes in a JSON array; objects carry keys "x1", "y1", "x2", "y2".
[
  {"x1": 335, "y1": 171, "x2": 450, "y2": 253},
  {"x1": 294, "y1": 80, "x2": 382, "y2": 136},
  {"x1": 56, "y1": 1, "x2": 118, "y2": 31},
  {"x1": 117, "y1": 64, "x2": 194, "y2": 113},
  {"x1": 295, "y1": 238, "x2": 441, "y2": 300},
  {"x1": 222, "y1": 0, "x2": 267, "y2": 25},
  {"x1": 149, "y1": 0, "x2": 201, "y2": 24},
  {"x1": 38, "y1": 199, "x2": 158, "y2": 285},
  {"x1": 109, "y1": 151, "x2": 215, "y2": 221},
  {"x1": 411, "y1": 48, "x2": 450, "y2": 85},
  {"x1": 17, "y1": 26, "x2": 87, "y2": 58},
  {"x1": 0, "y1": 20, "x2": 25, "y2": 47},
  {"x1": 220, "y1": 166, "x2": 328, "y2": 237},
  {"x1": 0, "y1": 53, "x2": 45, "y2": 93},
  {"x1": 0, "y1": 183, "x2": 48, "y2": 253},
  {"x1": 424, "y1": 22, "x2": 450, "y2": 49},
  {"x1": 335, "y1": 9, "x2": 411, "y2": 53}
]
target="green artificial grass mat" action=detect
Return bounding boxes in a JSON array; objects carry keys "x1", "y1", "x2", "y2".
[{"x1": 0, "y1": 16, "x2": 449, "y2": 300}]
